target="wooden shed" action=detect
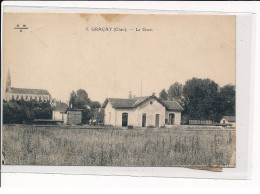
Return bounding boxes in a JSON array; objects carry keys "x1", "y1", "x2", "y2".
[{"x1": 66, "y1": 109, "x2": 83, "y2": 125}]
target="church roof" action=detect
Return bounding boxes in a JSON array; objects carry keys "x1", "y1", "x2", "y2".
[
  {"x1": 9, "y1": 87, "x2": 50, "y2": 95},
  {"x1": 102, "y1": 96, "x2": 183, "y2": 111}
]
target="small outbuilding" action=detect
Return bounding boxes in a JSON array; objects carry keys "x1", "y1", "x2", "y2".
[
  {"x1": 66, "y1": 109, "x2": 83, "y2": 125},
  {"x1": 220, "y1": 116, "x2": 236, "y2": 127},
  {"x1": 52, "y1": 102, "x2": 68, "y2": 123},
  {"x1": 52, "y1": 103, "x2": 83, "y2": 125}
]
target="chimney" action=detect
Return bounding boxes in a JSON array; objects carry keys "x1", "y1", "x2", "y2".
[{"x1": 128, "y1": 91, "x2": 132, "y2": 99}]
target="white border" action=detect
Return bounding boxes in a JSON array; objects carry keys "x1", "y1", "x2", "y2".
[{"x1": 0, "y1": 3, "x2": 255, "y2": 180}]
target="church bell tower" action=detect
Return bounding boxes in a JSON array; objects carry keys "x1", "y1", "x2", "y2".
[{"x1": 6, "y1": 67, "x2": 11, "y2": 92}]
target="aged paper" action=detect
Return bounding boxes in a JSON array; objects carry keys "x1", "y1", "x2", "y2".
[{"x1": 2, "y1": 13, "x2": 236, "y2": 168}]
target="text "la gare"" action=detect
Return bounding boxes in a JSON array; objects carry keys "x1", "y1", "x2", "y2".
[{"x1": 86, "y1": 27, "x2": 153, "y2": 32}]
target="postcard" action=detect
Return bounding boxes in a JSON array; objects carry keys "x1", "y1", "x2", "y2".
[{"x1": 2, "y1": 12, "x2": 236, "y2": 168}]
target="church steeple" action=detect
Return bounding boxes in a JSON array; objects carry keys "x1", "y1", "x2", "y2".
[{"x1": 6, "y1": 66, "x2": 11, "y2": 92}]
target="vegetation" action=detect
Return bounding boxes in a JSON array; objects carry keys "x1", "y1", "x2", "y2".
[
  {"x1": 2, "y1": 125, "x2": 235, "y2": 167},
  {"x1": 93, "y1": 108, "x2": 105, "y2": 124},
  {"x1": 3, "y1": 99, "x2": 52, "y2": 124},
  {"x1": 159, "y1": 89, "x2": 168, "y2": 101},
  {"x1": 69, "y1": 89, "x2": 101, "y2": 124},
  {"x1": 167, "y1": 82, "x2": 183, "y2": 103},
  {"x1": 159, "y1": 78, "x2": 235, "y2": 122}
]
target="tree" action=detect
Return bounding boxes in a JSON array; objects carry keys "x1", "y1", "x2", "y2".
[
  {"x1": 182, "y1": 78, "x2": 220, "y2": 121},
  {"x1": 219, "y1": 85, "x2": 235, "y2": 116},
  {"x1": 3, "y1": 99, "x2": 53, "y2": 124},
  {"x1": 159, "y1": 89, "x2": 168, "y2": 100},
  {"x1": 90, "y1": 101, "x2": 101, "y2": 109},
  {"x1": 69, "y1": 91, "x2": 77, "y2": 108},
  {"x1": 69, "y1": 89, "x2": 91, "y2": 109},
  {"x1": 168, "y1": 82, "x2": 183, "y2": 103},
  {"x1": 93, "y1": 108, "x2": 105, "y2": 125},
  {"x1": 76, "y1": 89, "x2": 90, "y2": 107},
  {"x1": 69, "y1": 89, "x2": 102, "y2": 124}
]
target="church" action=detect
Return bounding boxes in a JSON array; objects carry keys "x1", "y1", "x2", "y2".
[
  {"x1": 4, "y1": 68, "x2": 51, "y2": 102},
  {"x1": 102, "y1": 94, "x2": 183, "y2": 128}
]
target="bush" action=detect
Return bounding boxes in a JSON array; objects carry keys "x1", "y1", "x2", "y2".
[
  {"x1": 3, "y1": 99, "x2": 53, "y2": 124},
  {"x1": 93, "y1": 108, "x2": 104, "y2": 124}
]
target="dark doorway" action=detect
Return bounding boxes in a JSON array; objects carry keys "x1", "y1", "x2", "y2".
[
  {"x1": 142, "y1": 113, "x2": 146, "y2": 127},
  {"x1": 155, "y1": 114, "x2": 160, "y2": 128},
  {"x1": 122, "y1": 113, "x2": 128, "y2": 127},
  {"x1": 169, "y1": 113, "x2": 175, "y2": 125}
]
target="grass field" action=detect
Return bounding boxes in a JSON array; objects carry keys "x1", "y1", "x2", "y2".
[{"x1": 2, "y1": 125, "x2": 235, "y2": 167}]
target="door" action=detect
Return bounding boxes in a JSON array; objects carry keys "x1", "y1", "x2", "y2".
[
  {"x1": 122, "y1": 113, "x2": 128, "y2": 127},
  {"x1": 142, "y1": 113, "x2": 146, "y2": 127},
  {"x1": 169, "y1": 113, "x2": 175, "y2": 125},
  {"x1": 155, "y1": 114, "x2": 160, "y2": 128}
]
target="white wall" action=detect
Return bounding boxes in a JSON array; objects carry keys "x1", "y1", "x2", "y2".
[
  {"x1": 220, "y1": 118, "x2": 236, "y2": 127},
  {"x1": 165, "y1": 111, "x2": 182, "y2": 125},
  {"x1": 136, "y1": 98, "x2": 166, "y2": 127},
  {"x1": 220, "y1": 118, "x2": 226, "y2": 124},
  {"x1": 114, "y1": 108, "x2": 136, "y2": 127},
  {"x1": 52, "y1": 111, "x2": 63, "y2": 121},
  {"x1": 104, "y1": 102, "x2": 116, "y2": 126},
  {"x1": 106, "y1": 98, "x2": 166, "y2": 127}
]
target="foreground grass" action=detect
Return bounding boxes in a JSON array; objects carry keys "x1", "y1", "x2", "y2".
[{"x1": 2, "y1": 125, "x2": 235, "y2": 167}]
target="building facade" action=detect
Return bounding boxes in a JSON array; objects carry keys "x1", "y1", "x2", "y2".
[
  {"x1": 67, "y1": 110, "x2": 83, "y2": 125},
  {"x1": 4, "y1": 68, "x2": 51, "y2": 102},
  {"x1": 102, "y1": 96, "x2": 183, "y2": 127},
  {"x1": 52, "y1": 102, "x2": 69, "y2": 123},
  {"x1": 220, "y1": 116, "x2": 236, "y2": 127}
]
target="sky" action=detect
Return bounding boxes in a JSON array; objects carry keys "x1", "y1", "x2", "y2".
[{"x1": 3, "y1": 13, "x2": 236, "y2": 103}]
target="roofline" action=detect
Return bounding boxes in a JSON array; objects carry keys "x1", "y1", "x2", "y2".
[
  {"x1": 102, "y1": 97, "x2": 138, "y2": 109},
  {"x1": 102, "y1": 98, "x2": 109, "y2": 108},
  {"x1": 133, "y1": 95, "x2": 168, "y2": 108},
  {"x1": 222, "y1": 116, "x2": 236, "y2": 122},
  {"x1": 166, "y1": 108, "x2": 183, "y2": 112},
  {"x1": 173, "y1": 100, "x2": 184, "y2": 111},
  {"x1": 114, "y1": 107, "x2": 136, "y2": 109},
  {"x1": 9, "y1": 87, "x2": 51, "y2": 95},
  {"x1": 102, "y1": 96, "x2": 184, "y2": 110}
]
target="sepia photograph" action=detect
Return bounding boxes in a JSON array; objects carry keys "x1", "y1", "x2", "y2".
[{"x1": 2, "y1": 12, "x2": 236, "y2": 168}]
